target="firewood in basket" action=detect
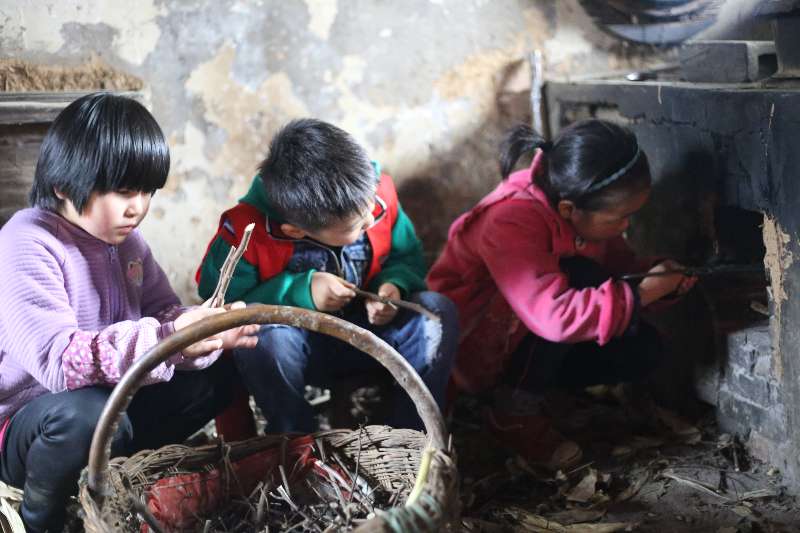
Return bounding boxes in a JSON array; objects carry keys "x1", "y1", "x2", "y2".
[{"x1": 204, "y1": 223, "x2": 255, "y2": 308}]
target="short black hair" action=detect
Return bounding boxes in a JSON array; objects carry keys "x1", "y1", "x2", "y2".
[
  {"x1": 259, "y1": 118, "x2": 377, "y2": 231},
  {"x1": 500, "y1": 119, "x2": 651, "y2": 211},
  {"x1": 30, "y1": 92, "x2": 170, "y2": 213}
]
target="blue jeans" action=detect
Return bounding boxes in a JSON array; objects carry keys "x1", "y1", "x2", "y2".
[{"x1": 234, "y1": 291, "x2": 458, "y2": 433}]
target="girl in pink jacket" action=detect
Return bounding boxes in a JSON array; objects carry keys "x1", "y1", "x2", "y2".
[{"x1": 427, "y1": 120, "x2": 695, "y2": 467}]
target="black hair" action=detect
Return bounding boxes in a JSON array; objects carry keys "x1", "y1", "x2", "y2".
[
  {"x1": 30, "y1": 92, "x2": 170, "y2": 213},
  {"x1": 258, "y1": 118, "x2": 378, "y2": 231},
  {"x1": 499, "y1": 119, "x2": 651, "y2": 211}
]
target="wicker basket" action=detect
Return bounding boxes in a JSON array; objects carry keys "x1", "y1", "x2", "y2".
[{"x1": 78, "y1": 305, "x2": 458, "y2": 532}]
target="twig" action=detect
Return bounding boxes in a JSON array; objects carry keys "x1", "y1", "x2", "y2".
[
  {"x1": 308, "y1": 480, "x2": 349, "y2": 524},
  {"x1": 666, "y1": 464, "x2": 759, "y2": 482},
  {"x1": 330, "y1": 451, "x2": 374, "y2": 508},
  {"x1": 740, "y1": 488, "x2": 778, "y2": 500},
  {"x1": 661, "y1": 470, "x2": 732, "y2": 501},
  {"x1": 279, "y1": 464, "x2": 292, "y2": 501},
  {"x1": 129, "y1": 493, "x2": 166, "y2": 533},
  {"x1": 315, "y1": 438, "x2": 327, "y2": 463},
  {"x1": 207, "y1": 223, "x2": 255, "y2": 307},
  {"x1": 207, "y1": 245, "x2": 235, "y2": 307},
  {"x1": 388, "y1": 485, "x2": 404, "y2": 507},
  {"x1": 565, "y1": 461, "x2": 595, "y2": 478},
  {"x1": 255, "y1": 486, "x2": 268, "y2": 528},
  {"x1": 275, "y1": 486, "x2": 298, "y2": 511},
  {"x1": 275, "y1": 486, "x2": 322, "y2": 533},
  {"x1": 347, "y1": 426, "x2": 365, "y2": 504},
  {"x1": 350, "y1": 287, "x2": 440, "y2": 321},
  {"x1": 315, "y1": 463, "x2": 347, "y2": 509}
]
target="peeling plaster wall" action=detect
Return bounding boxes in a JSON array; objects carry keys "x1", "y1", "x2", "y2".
[
  {"x1": 1, "y1": 0, "x2": 665, "y2": 301},
  {"x1": 763, "y1": 215, "x2": 793, "y2": 381}
]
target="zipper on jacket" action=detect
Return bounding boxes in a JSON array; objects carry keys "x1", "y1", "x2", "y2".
[
  {"x1": 266, "y1": 216, "x2": 355, "y2": 280},
  {"x1": 299, "y1": 238, "x2": 345, "y2": 279},
  {"x1": 108, "y1": 245, "x2": 120, "y2": 320}
]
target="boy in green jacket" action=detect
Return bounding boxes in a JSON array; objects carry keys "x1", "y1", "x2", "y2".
[{"x1": 196, "y1": 118, "x2": 457, "y2": 432}]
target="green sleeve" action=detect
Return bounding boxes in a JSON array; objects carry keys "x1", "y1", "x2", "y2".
[
  {"x1": 368, "y1": 206, "x2": 428, "y2": 296},
  {"x1": 198, "y1": 237, "x2": 317, "y2": 309}
]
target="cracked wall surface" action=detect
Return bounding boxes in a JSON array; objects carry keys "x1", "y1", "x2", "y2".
[{"x1": 1, "y1": 0, "x2": 665, "y2": 301}]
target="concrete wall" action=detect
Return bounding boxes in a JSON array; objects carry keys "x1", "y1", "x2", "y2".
[{"x1": 1, "y1": 0, "x2": 665, "y2": 302}]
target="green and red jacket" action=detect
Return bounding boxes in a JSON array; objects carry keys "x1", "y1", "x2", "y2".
[{"x1": 196, "y1": 169, "x2": 427, "y2": 309}]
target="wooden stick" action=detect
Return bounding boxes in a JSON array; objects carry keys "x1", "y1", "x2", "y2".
[
  {"x1": 206, "y1": 223, "x2": 255, "y2": 308},
  {"x1": 661, "y1": 470, "x2": 732, "y2": 501},
  {"x1": 349, "y1": 287, "x2": 440, "y2": 321},
  {"x1": 206, "y1": 246, "x2": 235, "y2": 307},
  {"x1": 620, "y1": 263, "x2": 763, "y2": 281}
]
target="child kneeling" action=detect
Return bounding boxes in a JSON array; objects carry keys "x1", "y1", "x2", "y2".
[{"x1": 197, "y1": 119, "x2": 458, "y2": 432}]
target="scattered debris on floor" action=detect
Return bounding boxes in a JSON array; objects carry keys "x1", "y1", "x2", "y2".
[
  {"x1": 2, "y1": 382, "x2": 797, "y2": 532},
  {"x1": 452, "y1": 387, "x2": 800, "y2": 532}
]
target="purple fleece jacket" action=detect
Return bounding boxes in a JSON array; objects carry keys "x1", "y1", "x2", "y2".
[{"x1": 0, "y1": 208, "x2": 220, "y2": 429}]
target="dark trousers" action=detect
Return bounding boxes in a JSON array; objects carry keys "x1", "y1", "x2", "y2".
[
  {"x1": 505, "y1": 321, "x2": 661, "y2": 391},
  {"x1": 0, "y1": 357, "x2": 236, "y2": 533},
  {"x1": 504, "y1": 255, "x2": 661, "y2": 392}
]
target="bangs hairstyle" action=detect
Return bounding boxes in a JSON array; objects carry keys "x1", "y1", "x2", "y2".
[
  {"x1": 30, "y1": 92, "x2": 170, "y2": 213},
  {"x1": 500, "y1": 120, "x2": 651, "y2": 212},
  {"x1": 259, "y1": 118, "x2": 377, "y2": 231}
]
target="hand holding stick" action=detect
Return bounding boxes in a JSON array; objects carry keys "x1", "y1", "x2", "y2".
[{"x1": 348, "y1": 285, "x2": 440, "y2": 321}]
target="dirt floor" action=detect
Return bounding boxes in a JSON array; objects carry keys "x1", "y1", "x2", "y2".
[
  {"x1": 252, "y1": 382, "x2": 800, "y2": 532},
  {"x1": 20, "y1": 384, "x2": 797, "y2": 532},
  {"x1": 450, "y1": 388, "x2": 800, "y2": 533}
]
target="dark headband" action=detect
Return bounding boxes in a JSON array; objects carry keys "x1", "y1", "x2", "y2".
[{"x1": 584, "y1": 145, "x2": 641, "y2": 194}]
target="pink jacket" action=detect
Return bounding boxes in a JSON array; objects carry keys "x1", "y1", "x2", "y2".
[{"x1": 427, "y1": 153, "x2": 649, "y2": 393}]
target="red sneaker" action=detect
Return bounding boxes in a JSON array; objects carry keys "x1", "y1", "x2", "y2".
[{"x1": 485, "y1": 408, "x2": 583, "y2": 471}]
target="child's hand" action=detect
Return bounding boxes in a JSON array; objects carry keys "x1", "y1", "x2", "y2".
[
  {"x1": 215, "y1": 301, "x2": 260, "y2": 351},
  {"x1": 674, "y1": 270, "x2": 698, "y2": 296},
  {"x1": 311, "y1": 272, "x2": 356, "y2": 312},
  {"x1": 366, "y1": 283, "x2": 401, "y2": 326},
  {"x1": 174, "y1": 302, "x2": 260, "y2": 357},
  {"x1": 637, "y1": 260, "x2": 696, "y2": 306}
]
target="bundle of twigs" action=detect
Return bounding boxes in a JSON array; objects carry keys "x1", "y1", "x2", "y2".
[{"x1": 198, "y1": 434, "x2": 392, "y2": 532}]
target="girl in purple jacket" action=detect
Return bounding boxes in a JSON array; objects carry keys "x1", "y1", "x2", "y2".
[
  {"x1": 428, "y1": 120, "x2": 696, "y2": 469},
  {"x1": 0, "y1": 93, "x2": 258, "y2": 532}
]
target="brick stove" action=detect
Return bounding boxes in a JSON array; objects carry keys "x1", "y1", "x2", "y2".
[{"x1": 544, "y1": 4, "x2": 800, "y2": 487}]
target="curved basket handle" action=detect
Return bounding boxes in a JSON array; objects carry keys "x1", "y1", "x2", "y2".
[{"x1": 87, "y1": 304, "x2": 447, "y2": 500}]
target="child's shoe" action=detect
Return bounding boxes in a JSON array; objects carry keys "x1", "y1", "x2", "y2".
[{"x1": 485, "y1": 407, "x2": 583, "y2": 471}]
